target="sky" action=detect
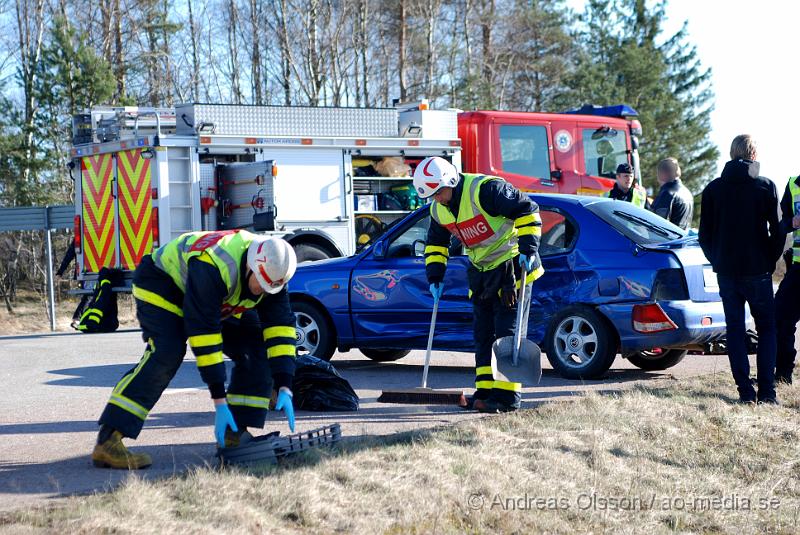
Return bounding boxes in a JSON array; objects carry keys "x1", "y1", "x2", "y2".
[{"x1": 568, "y1": 0, "x2": 800, "y2": 193}]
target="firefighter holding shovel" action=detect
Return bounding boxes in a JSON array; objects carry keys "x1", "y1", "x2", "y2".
[
  {"x1": 91, "y1": 230, "x2": 298, "y2": 469},
  {"x1": 415, "y1": 157, "x2": 544, "y2": 413}
]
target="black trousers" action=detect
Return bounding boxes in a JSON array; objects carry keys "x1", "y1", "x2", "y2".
[
  {"x1": 98, "y1": 302, "x2": 272, "y2": 439},
  {"x1": 718, "y1": 273, "x2": 776, "y2": 400},
  {"x1": 469, "y1": 262, "x2": 522, "y2": 404},
  {"x1": 776, "y1": 264, "x2": 800, "y2": 380}
]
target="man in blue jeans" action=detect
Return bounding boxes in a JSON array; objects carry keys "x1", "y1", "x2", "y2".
[{"x1": 699, "y1": 135, "x2": 785, "y2": 404}]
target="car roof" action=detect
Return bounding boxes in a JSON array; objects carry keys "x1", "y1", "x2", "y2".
[{"x1": 528, "y1": 193, "x2": 610, "y2": 209}]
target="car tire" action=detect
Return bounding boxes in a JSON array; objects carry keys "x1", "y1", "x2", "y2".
[
  {"x1": 359, "y1": 348, "x2": 411, "y2": 362},
  {"x1": 545, "y1": 306, "x2": 617, "y2": 379},
  {"x1": 626, "y1": 348, "x2": 687, "y2": 371},
  {"x1": 293, "y1": 301, "x2": 336, "y2": 361},
  {"x1": 294, "y1": 243, "x2": 332, "y2": 263}
]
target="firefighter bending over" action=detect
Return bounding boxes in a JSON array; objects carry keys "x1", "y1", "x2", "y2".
[
  {"x1": 416, "y1": 157, "x2": 544, "y2": 413},
  {"x1": 92, "y1": 230, "x2": 298, "y2": 469}
]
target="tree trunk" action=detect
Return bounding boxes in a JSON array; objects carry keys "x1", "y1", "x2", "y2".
[
  {"x1": 278, "y1": 0, "x2": 292, "y2": 105},
  {"x1": 15, "y1": 0, "x2": 46, "y2": 190},
  {"x1": 398, "y1": 0, "x2": 407, "y2": 102},
  {"x1": 228, "y1": 0, "x2": 242, "y2": 104},
  {"x1": 113, "y1": 0, "x2": 125, "y2": 100},
  {"x1": 359, "y1": 0, "x2": 369, "y2": 106},
  {"x1": 250, "y1": 0, "x2": 263, "y2": 105},
  {"x1": 188, "y1": 0, "x2": 200, "y2": 101}
]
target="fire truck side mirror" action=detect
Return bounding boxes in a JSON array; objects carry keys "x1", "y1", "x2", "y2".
[{"x1": 550, "y1": 169, "x2": 562, "y2": 181}]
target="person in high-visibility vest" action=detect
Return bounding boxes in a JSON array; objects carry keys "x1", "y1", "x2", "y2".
[
  {"x1": 415, "y1": 157, "x2": 544, "y2": 413},
  {"x1": 775, "y1": 174, "x2": 800, "y2": 384},
  {"x1": 604, "y1": 163, "x2": 650, "y2": 208},
  {"x1": 91, "y1": 231, "x2": 298, "y2": 469}
]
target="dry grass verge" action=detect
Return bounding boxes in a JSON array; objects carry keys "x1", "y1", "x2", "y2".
[
  {"x1": 0, "y1": 290, "x2": 137, "y2": 335},
  {"x1": 2, "y1": 372, "x2": 799, "y2": 534}
]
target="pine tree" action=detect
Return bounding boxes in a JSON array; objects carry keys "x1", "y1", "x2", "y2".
[{"x1": 555, "y1": 0, "x2": 718, "y2": 194}]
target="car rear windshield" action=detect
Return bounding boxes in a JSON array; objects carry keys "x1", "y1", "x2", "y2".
[{"x1": 585, "y1": 200, "x2": 687, "y2": 245}]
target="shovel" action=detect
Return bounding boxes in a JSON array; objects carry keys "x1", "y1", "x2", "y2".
[{"x1": 492, "y1": 262, "x2": 542, "y2": 384}]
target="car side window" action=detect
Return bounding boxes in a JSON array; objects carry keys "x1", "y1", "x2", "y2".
[
  {"x1": 386, "y1": 214, "x2": 431, "y2": 258},
  {"x1": 538, "y1": 208, "x2": 576, "y2": 257},
  {"x1": 498, "y1": 125, "x2": 551, "y2": 179},
  {"x1": 387, "y1": 213, "x2": 464, "y2": 258}
]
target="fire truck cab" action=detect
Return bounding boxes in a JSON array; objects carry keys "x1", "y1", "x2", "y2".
[{"x1": 459, "y1": 104, "x2": 642, "y2": 195}]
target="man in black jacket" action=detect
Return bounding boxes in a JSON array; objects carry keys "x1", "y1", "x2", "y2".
[
  {"x1": 774, "y1": 174, "x2": 800, "y2": 384},
  {"x1": 699, "y1": 135, "x2": 784, "y2": 404},
  {"x1": 652, "y1": 157, "x2": 694, "y2": 229}
]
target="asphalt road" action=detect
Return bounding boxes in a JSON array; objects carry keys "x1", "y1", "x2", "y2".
[{"x1": 0, "y1": 329, "x2": 753, "y2": 511}]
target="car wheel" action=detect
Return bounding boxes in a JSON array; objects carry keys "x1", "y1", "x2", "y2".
[
  {"x1": 545, "y1": 306, "x2": 617, "y2": 379},
  {"x1": 626, "y1": 348, "x2": 687, "y2": 371},
  {"x1": 294, "y1": 243, "x2": 332, "y2": 263},
  {"x1": 293, "y1": 301, "x2": 336, "y2": 361},
  {"x1": 359, "y1": 348, "x2": 411, "y2": 362}
]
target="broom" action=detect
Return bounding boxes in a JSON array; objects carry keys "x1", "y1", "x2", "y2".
[{"x1": 377, "y1": 290, "x2": 467, "y2": 406}]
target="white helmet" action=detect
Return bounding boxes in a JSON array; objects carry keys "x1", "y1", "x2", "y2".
[
  {"x1": 247, "y1": 237, "x2": 297, "y2": 294},
  {"x1": 413, "y1": 157, "x2": 460, "y2": 199}
]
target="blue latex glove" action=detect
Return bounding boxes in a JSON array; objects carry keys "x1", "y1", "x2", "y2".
[
  {"x1": 275, "y1": 387, "x2": 295, "y2": 432},
  {"x1": 518, "y1": 254, "x2": 534, "y2": 271},
  {"x1": 429, "y1": 282, "x2": 443, "y2": 302},
  {"x1": 214, "y1": 402, "x2": 238, "y2": 447}
]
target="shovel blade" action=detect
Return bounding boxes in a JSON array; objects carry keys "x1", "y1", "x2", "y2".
[{"x1": 492, "y1": 337, "x2": 542, "y2": 384}]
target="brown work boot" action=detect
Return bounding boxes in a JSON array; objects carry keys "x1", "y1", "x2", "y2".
[{"x1": 91, "y1": 430, "x2": 152, "y2": 469}]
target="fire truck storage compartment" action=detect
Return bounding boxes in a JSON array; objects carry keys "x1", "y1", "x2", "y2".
[{"x1": 217, "y1": 160, "x2": 277, "y2": 230}]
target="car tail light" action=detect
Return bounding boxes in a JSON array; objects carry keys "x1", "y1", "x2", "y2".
[
  {"x1": 632, "y1": 303, "x2": 678, "y2": 333},
  {"x1": 73, "y1": 215, "x2": 81, "y2": 253},
  {"x1": 151, "y1": 207, "x2": 159, "y2": 247},
  {"x1": 651, "y1": 268, "x2": 689, "y2": 300}
]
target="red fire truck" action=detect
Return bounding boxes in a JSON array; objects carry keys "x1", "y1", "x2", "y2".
[{"x1": 458, "y1": 104, "x2": 642, "y2": 196}]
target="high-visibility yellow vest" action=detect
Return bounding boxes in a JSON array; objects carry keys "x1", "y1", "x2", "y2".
[
  {"x1": 430, "y1": 174, "x2": 518, "y2": 271},
  {"x1": 151, "y1": 230, "x2": 262, "y2": 316},
  {"x1": 790, "y1": 177, "x2": 800, "y2": 264},
  {"x1": 604, "y1": 184, "x2": 647, "y2": 208}
]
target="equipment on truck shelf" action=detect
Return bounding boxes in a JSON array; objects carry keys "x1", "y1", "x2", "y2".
[{"x1": 69, "y1": 102, "x2": 462, "y2": 287}]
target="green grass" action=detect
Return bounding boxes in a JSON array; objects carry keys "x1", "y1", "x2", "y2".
[{"x1": 2, "y1": 372, "x2": 799, "y2": 534}]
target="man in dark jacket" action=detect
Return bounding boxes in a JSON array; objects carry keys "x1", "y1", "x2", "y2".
[
  {"x1": 652, "y1": 157, "x2": 694, "y2": 229},
  {"x1": 698, "y1": 135, "x2": 784, "y2": 404},
  {"x1": 605, "y1": 163, "x2": 650, "y2": 209},
  {"x1": 774, "y1": 174, "x2": 800, "y2": 384}
]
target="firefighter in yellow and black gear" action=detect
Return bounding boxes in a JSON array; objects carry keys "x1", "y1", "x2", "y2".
[
  {"x1": 91, "y1": 230, "x2": 298, "y2": 469},
  {"x1": 414, "y1": 157, "x2": 544, "y2": 413}
]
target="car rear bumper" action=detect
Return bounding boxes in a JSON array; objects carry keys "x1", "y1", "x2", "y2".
[{"x1": 597, "y1": 300, "x2": 729, "y2": 354}]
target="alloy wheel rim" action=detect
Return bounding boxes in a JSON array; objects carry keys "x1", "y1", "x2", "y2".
[
  {"x1": 553, "y1": 316, "x2": 599, "y2": 368},
  {"x1": 294, "y1": 311, "x2": 320, "y2": 355}
]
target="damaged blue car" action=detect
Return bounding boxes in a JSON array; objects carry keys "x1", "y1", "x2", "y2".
[{"x1": 288, "y1": 195, "x2": 728, "y2": 379}]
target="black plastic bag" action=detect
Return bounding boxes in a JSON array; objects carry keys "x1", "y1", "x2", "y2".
[{"x1": 291, "y1": 355, "x2": 359, "y2": 411}]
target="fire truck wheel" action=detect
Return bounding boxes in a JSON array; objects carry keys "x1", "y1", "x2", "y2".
[
  {"x1": 293, "y1": 301, "x2": 336, "y2": 361},
  {"x1": 294, "y1": 243, "x2": 332, "y2": 263},
  {"x1": 359, "y1": 348, "x2": 411, "y2": 362}
]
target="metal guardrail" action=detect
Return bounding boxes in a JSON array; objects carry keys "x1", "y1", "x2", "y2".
[
  {"x1": 0, "y1": 205, "x2": 73, "y2": 231},
  {"x1": 0, "y1": 204, "x2": 74, "y2": 331}
]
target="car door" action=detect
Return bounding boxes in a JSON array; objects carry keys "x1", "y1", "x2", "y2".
[
  {"x1": 528, "y1": 205, "x2": 580, "y2": 343},
  {"x1": 349, "y1": 210, "x2": 473, "y2": 351}
]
